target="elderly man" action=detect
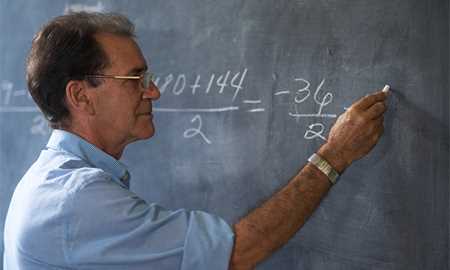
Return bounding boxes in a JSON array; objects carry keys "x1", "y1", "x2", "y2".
[{"x1": 3, "y1": 12, "x2": 388, "y2": 270}]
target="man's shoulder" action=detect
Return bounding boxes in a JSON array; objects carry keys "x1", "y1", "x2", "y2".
[
  {"x1": 24, "y1": 148, "x2": 114, "y2": 193},
  {"x1": 4, "y1": 150, "x2": 118, "y2": 266}
]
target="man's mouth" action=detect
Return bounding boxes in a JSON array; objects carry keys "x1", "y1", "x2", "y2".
[{"x1": 137, "y1": 111, "x2": 152, "y2": 116}]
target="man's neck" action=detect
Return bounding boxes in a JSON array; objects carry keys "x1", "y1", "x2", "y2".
[{"x1": 62, "y1": 126, "x2": 125, "y2": 160}]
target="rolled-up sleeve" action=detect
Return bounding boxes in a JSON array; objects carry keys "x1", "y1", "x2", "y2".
[
  {"x1": 65, "y1": 173, "x2": 234, "y2": 270},
  {"x1": 182, "y1": 211, "x2": 235, "y2": 270}
]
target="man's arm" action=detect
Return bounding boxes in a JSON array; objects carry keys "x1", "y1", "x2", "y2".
[{"x1": 230, "y1": 90, "x2": 389, "y2": 270}]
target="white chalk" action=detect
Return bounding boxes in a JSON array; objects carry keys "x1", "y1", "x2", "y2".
[{"x1": 382, "y1": 84, "x2": 390, "y2": 93}]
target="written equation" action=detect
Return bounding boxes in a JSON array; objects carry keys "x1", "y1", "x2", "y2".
[{"x1": 0, "y1": 68, "x2": 343, "y2": 144}]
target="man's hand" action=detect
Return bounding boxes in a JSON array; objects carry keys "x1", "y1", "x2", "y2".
[{"x1": 318, "y1": 89, "x2": 389, "y2": 172}]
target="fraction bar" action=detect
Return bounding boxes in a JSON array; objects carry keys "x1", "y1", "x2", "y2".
[
  {"x1": 153, "y1": 107, "x2": 239, "y2": 113},
  {"x1": 288, "y1": 113, "x2": 337, "y2": 118}
]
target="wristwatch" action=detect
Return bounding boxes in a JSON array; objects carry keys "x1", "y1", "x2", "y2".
[{"x1": 308, "y1": 153, "x2": 339, "y2": 185}]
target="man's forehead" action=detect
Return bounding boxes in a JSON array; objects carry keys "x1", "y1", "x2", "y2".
[{"x1": 95, "y1": 32, "x2": 147, "y2": 74}]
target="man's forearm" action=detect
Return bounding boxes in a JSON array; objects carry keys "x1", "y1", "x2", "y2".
[{"x1": 230, "y1": 160, "x2": 333, "y2": 270}]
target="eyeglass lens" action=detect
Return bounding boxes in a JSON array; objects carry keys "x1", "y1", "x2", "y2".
[{"x1": 141, "y1": 72, "x2": 154, "y2": 89}]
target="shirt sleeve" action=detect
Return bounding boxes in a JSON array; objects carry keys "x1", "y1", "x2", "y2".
[{"x1": 65, "y1": 173, "x2": 235, "y2": 270}]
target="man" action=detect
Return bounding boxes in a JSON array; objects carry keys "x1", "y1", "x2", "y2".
[{"x1": 3, "y1": 12, "x2": 389, "y2": 270}]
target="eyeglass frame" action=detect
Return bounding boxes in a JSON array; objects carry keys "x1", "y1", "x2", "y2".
[{"x1": 85, "y1": 71, "x2": 155, "y2": 90}]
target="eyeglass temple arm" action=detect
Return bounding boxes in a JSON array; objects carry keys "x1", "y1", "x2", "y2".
[{"x1": 87, "y1": 75, "x2": 141, "y2": 79}]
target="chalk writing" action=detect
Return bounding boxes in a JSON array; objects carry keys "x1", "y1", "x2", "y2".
[
  {"x1": 190, "y1": 75, "x2": 201, "y2": 95},
  {"x1": 183, "y1": 115, "x2": 211, "y2": 144},
  {"x1": 242, "y1": 99, "x2": 265, "y2": 113},
  {"x1": 273, "y1": 77, "x2": 337, "y2": 142},
  {"x1": 0, "y1": 71, "x2": 342, "y2": 144},
  {"x1": 288, "y1": 78, "x2": 336, "y2": 118},
  {"x1": 304, "y1": 123, "x2": 326, "y2": 141},
  {"x1": 31, "y1": 115, "x2": 50, "y2": 136},
  {"x1": 172, "y1": 74, "x2": 186, "y2": 95},
  {"x1": 154, "y1": 68, "x2": 248, "y2": 102},
  {"x1": 293, "y1": 78, "x2": 311, "y2": 104},
  {"x1": 154, "y1": 107, "x2": 239, "y2": 113},
  {"x1": 64, "y1": 2, "x2": 105, "y2": 13},
  {"x1": 1, "y1": 80, "x2": 13, "y2": 105},
  {"x1": 1, "y1": 80, "x2": 33, "y2": 106},
  {"x1": 274, "y1": 90, "x2": 290, "y2": 96}
]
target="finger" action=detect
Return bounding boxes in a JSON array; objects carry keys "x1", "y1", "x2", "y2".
[
  {"x1": 371, "y1": 125, "x2": 384, "y2": 146},
  {"x1": 365, "y1": 101, "x2": 387, "y2": 119},
  {"x1": 374, "y1": 114, "x2": 384, "y2": 125},
  {"x1": 375, "y1": 123, "x2": 385, "y2": 141},
  {"x1": 370, "y1": 114, "x2": 384, "y2": 130},
  {"x1": 374, "y1": 117, "x2": 384, "y2": 133},
  {"x1": 368, "y1": 117, "x2": 384, "y2": 141},
  {"x1": 352, "y1": 90, "x2": 388, "y2": 110}
]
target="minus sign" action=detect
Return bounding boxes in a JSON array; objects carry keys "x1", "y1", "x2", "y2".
[
  {"x1": 243, "y1": 100, "x2": 262, "y2": 104},
  {"x1": 248, "y1": 108, "x2": 265, "y2": 112},
  {"x1": 274, "y1": 91, "x2": 290, "y2": 95},
  {"x1": 13, "y1": 90, "x2": 27, "y2": 96}
]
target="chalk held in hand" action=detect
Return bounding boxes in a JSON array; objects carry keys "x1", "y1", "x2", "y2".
[{"x1": 382, "y1": 85, "x2": 390, "y2": 93}]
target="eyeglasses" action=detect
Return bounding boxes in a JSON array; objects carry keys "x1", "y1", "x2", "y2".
[{"x1": 85, "y1": 71, "x2": 155, "y2": 90}]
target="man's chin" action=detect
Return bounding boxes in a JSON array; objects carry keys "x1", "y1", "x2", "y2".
[
  {"x1": 138, "y1": 125, "x2": 155, "y2": 140},
  {"x1": 129, "y1": 121, "x2": 156, "y2": 143}
]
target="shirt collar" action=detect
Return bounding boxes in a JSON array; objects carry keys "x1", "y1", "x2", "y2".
[{"x1": 46, "y1": 129, "x2": 130, "y2": 189}]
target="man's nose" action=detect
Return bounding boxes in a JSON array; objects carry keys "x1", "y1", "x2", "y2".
[{"x1": 142, "y1": 81, "x2": 161, "y2": 100}]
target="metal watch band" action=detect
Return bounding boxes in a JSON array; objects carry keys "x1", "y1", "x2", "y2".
[{"x1": 307, "y1": 153, "x2": 339, "y2": 185}]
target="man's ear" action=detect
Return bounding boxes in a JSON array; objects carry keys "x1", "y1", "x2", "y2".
[{"x1": 65, "y1": 80, "x2": 96, "y2": 115}]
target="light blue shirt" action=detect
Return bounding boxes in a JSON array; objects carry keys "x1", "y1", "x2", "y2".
[{"x1": 4, "y1": 129, "x2": 234, "y2": 269}]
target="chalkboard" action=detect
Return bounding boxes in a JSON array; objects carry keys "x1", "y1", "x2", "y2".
[{"x1": 1, "y1": 1, "x2": 449, "y2": 269}]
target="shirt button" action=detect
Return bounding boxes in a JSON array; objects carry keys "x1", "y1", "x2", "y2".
[{"x1": 121, "y1": 171, "x2": 130, "y2": 185}]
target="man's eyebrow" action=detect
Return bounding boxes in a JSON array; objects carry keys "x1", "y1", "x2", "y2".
[{"x1": 127, "y1": 65, "x2": 148, "y2": 75}]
